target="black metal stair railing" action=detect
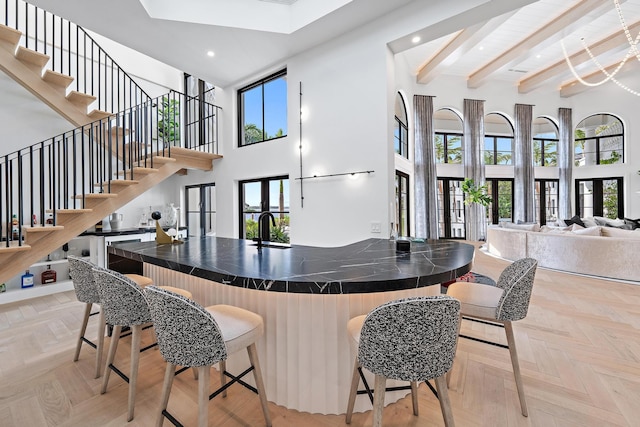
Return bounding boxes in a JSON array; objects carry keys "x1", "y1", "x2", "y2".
[
  {"x1": 2, "y1": 0, "x2": 151, "y2": 114},
  {"x1": 0, "y1": 90, "x2": 221, "y2": 247}
]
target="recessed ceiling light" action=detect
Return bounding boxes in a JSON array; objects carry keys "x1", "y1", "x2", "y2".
[
  {"x1": 411, "y1": 36, "x2": 421, "y2": 44},
  {"x1": 536, "y1": 54, "x2": 541, "y2": 59},
  {"x1": 479, "y1": 46, "x2": 484, "y2": 51},
  {"x1": 207, "y1": 51, "x2": 215, "y2": 57}
]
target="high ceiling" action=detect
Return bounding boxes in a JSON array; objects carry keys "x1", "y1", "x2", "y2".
[
  {"x1": 397, "y1": 0, "x2": 640, "y2": 97},
  {"x1": 26, "y1": 0, "x2": 640, "y2": 97}
]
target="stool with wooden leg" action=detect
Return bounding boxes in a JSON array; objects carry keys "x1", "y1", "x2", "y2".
[
  {"x1": 447, "y1": 257, "x2": 537, "y2": 417},
  {"x1": 345, "y1": 295, "x2": 460, "y2": 427},
  {"x1": 145, "y1": 285, "x2": 272, "y2": 427}
]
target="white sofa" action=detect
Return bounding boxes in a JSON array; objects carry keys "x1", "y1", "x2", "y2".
[{"x1": 487, "y1": 225, "x2": 640, "y2": 282}]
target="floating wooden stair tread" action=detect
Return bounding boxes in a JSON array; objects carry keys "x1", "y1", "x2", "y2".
[
  {"x1": 23, "y1": 225, "x2": 65, "y2": 232},
  {"x1": 117, "y1": 167, "x2": 159, "y2": 175},
  {"x1": 88, "y1": 109, "x2": 112, "y2": 121},
  {"x1": 15, "y1": 46, "x2": 49, "y2": 69},
  {"x1": 147, "y1": 156, "x2": 176, "y2": 164},
  {"x1": 108, "y1": 127, "x2": 132, "y2": 137},
  {"x1": 0, "y1": 242, "x2": 31, "y2": 254},
  {"x1": 94, "y1": 179, "x2": 140, "y2": 187},
  {"x1": 0, "y1": 24, "x2": 21, "y2": 46},
  {"x1": 43, "y1": 69, "x2": 74, "y2": 89},
  {"x1": 73, "y1": 193, "x2": 118, "y2": 200},
  {"x1": 54, "y1": 209, "x2": 93, "y2": 215},
  {"x1": 170, "y1": 146, "x2": 222, "y2": 160},
  {"x1": 67, "y1": 91, "x2": 96, "y2": 107}
]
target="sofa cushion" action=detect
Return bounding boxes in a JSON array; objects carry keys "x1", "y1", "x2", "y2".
[
  {"x1": 571, "y1": 226, "x2": 601, "y2": 236},
  {"x1": 594, "y1": 216, "x2": 627, "y2": 228},
  {"x1": 601, "y1": 227, "x2": 640, "y2": 239},
  {"x1": 500, "y1": 222, "x2": 540, "y2": 232}
]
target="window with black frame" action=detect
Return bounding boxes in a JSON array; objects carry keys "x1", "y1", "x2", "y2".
[
  {"x1": 484, "y1": 113, "x2": 514, "y2": 165},
  {"x1": 239, "y1": 176, "x2": 290, "y2": 243},
  {"x1": 574, "y1": 114, "x2": 623, "y2": 166},
  {"x1": 238, "y1": 69, "x2": 287, "y2": 147},
  {"x1": 486, "y1": 179, "x2": 513, "y2": 224},
  {"x1": 434, "y1": 108, "x2": 463, "y2": 164},
  {"x1": 534, "y1": 179, "x2": 559, "y2": 226},
  {"x1": 575, "y1": 177, "x2": 623, "y2": 219},
  {"x1": 533, "y1": 117, "x2": 558, "y2": 166},
  {"x1": 395, "y1": 171, "x2": 410, "y2": 237},
  {"x1": 394, "y1": 93, "x2": 409, "y2": 159},
  {"x1": 437, "y1": 178, "x2": 465, "y2": 238}
]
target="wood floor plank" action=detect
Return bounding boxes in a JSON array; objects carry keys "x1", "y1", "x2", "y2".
[{"x1": 0, "y1": 245, "x2": 638, "y2": 426}]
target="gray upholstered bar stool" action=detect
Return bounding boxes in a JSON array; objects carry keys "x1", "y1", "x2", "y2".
[
  {"x1": 68, "y1": 256, "x2": 163, "y2": 379},
  {"x1": 446, "y1": 257, "x2": 537, "y2": 417},
  {"x1": 92, "y1": 267, "x2": 192, "y2": 422},
  {"x1": 68, "y1": 255, "x2": 106, "y2": 379},
  {"x1": 345, "y1": 296, "x2": 460, "y2": 427},
  {"x1": 145, "y1": 285, "x2": 272, "y2": 427}
]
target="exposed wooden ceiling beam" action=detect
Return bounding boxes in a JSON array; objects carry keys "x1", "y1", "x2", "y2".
[
  {"x1": 467, "y1": 0, "x2": 612, "y2": 89},
  {"x1": 417, "y1": 12, "x2": 516, "y2": 85},
  {"x1": 559, "y1": 59, "x2": 638, "y2": 97},
  {"x1": 519, "y1": 20, "x2": 640, "y2": 93}
]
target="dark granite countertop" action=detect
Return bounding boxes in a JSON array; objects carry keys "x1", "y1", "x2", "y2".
[{"x1": 107, "y1": 237, "x2": 474, "y2": 294}]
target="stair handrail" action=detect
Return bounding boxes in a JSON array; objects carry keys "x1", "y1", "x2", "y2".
[
  {"x1": 0, "y1": 90, "x2": 221, "y2": 247},
  {"x1": 2, "y1": 0, "x2": 152, "y2": 114}
]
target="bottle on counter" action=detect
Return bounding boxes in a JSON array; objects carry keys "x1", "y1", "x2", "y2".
[
  {"x1": 41, "y1": 265, "x2": 57, "y2": 284},
  {"x1": 21, "y1": 270, "x2": 34, "y2": 288},
  {"x1": 11, "y1": 214, "x2": 19, "y2": 240}
]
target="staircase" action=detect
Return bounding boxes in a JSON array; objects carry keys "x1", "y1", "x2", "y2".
[{"x1": 0, "y1": 2, "x2": 223, "y2": 284}]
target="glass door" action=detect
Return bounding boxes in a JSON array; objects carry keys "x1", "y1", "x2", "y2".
[{"x1": 185, "y1": 183, "x2": 216, "y2": 238}]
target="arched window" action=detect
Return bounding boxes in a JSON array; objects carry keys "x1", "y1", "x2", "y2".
[
  {"x1": 533, "y1": 117, "x2": 558, "y2": 166},
  {"x1": 434, "y1": 108, "x2": 463, "y2": 164},
  {"x1": 484, "y1": 113, "x2": 514, "y2": 165},
  {"x1": 394, "y1": 93, "x2": 409, "y2": 158},
  {"x1": 574, "y1": 114, "x2": 623, "y2": 166}
]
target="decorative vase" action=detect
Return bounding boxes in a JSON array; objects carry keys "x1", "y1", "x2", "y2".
[{"x1": 163, "y1": 203, "x2": 178, "y2": 228}]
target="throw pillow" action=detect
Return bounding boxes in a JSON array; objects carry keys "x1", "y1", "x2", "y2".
[
  {"x1": 582, "y1": 217, "x2": 598, "y2": 228},
  {"x1": 601, "y1": 227, "x2": 640, "y2": 239},
  {"x1": 624, "y1": 218, "x2": 640, "y2": 230},
  {"x1": 564, "y1": 215, "x2": 586, "y2": 228},
  {"x1": 571, "y1": 226, "x2": 601, "y2": 236}
]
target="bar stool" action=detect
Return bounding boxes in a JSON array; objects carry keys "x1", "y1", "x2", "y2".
[
  {"x1": 345, "y1": 295, "x2": 460, "y2": 427},
  {"x1": 68, "y1": 256, "x2": 163, "y2": 378},
  {"x1": 144, "y1": 285, "x2": 272, "y2": 427},
  {"x1": 68, "y1": 255, "x2": 106, "y2": 379},
  {"x1": 92, "y1": 267, "x2": 193, "y2": 422},
  {"x1": 446, "y1": 257, "x2": 537, "y2": 417}
]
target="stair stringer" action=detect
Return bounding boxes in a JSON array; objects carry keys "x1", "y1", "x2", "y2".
[
  {"x1": 0, "y1": 24, "x2": 104, "y2": 127},
  {"x1": 0, "y1": 152, "x2": 220, "y2": 284}
]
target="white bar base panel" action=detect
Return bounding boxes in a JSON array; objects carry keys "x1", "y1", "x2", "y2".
[{"x1": 144, "y1": 263, "x2": 441, "y2": 415}]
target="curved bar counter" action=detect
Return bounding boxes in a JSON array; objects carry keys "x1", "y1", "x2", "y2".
[{"x1": 108, "y1": 237, "x2": 474, "y2": 414}]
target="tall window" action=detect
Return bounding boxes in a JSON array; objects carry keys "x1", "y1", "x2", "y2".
[
  {"x1": 484, "y1": 113, "x2": 514, "y2": 165},
  {"x1": 395, "y1": 171, "x2": 409, "y2": 237},
  {"x1": 239, "y1": 176, "x2": 290, "y2": 243},
  {"x1": 434, "y1": 108, "x2": 463, "y2": 164},
  {"x1": 533, "y1": 117, "x2": 558, "y2": 166},
  {"x1": 185, "y1": 183, "x2": 216, "y2": 237},
  {"x1": 437, "y1": 178, "x2": 465, "y2": 239},
  {"x1": 486, "y1": 179, "x2": 513, "y2": 224},
  {"x1": 575, "y1": 178, "x2": 624, "y2": 219},
  {"x1": 574, "y1": 114, "x2": 623, "y2": 166},
  {"x1": 238, "y1": 69, "x2": 287, "y2": 147},
  {"x1": 534, "y1": 179, "x2": 559, "y2": 226},
  {"x1": 394, "y1": 93, "x2": 409, "y2": 158}
]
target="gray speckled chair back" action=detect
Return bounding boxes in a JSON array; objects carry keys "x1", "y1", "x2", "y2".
[
  {"x1": 68, "y1": 255, "x2": 99, "y2": 304},
  {"x1": 92, "y1": 267, "x2": 151, "y2": 326},
  {"x1": 495, "y1": 258, "x2": 538, "y2": 322},
  {"x1": 145, "y1": 286, "x2": 227, "y2": 367},
  {"x1": 358, "y1": 295, "x2": 460, "y2": 382}
]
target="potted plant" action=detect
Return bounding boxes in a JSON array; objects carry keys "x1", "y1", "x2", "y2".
[
  {"x1": 158, "y1": 96, "x2": 180, "y2": 146},
  {"x1": 461, "y1": 178, "x2": 491, "y2": 241}
]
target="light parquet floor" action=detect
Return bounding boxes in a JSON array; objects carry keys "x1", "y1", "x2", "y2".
[{"x1": 0, "y1": 247, "x2": 638, "y2": 426}]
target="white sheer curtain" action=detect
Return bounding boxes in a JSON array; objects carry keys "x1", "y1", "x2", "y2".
[
  {"x1": 463, "y1": 99, "x2": 486, "y2": 241},
  {"x1": 558, "y1": 108, "x2": 573, "y2": 220},
  {"x1": 514, "y1": 104, "x2": 535, "y2": 223},
  {"x1": 413, "y1": 95, "x2": 439, "y2": 239}
]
